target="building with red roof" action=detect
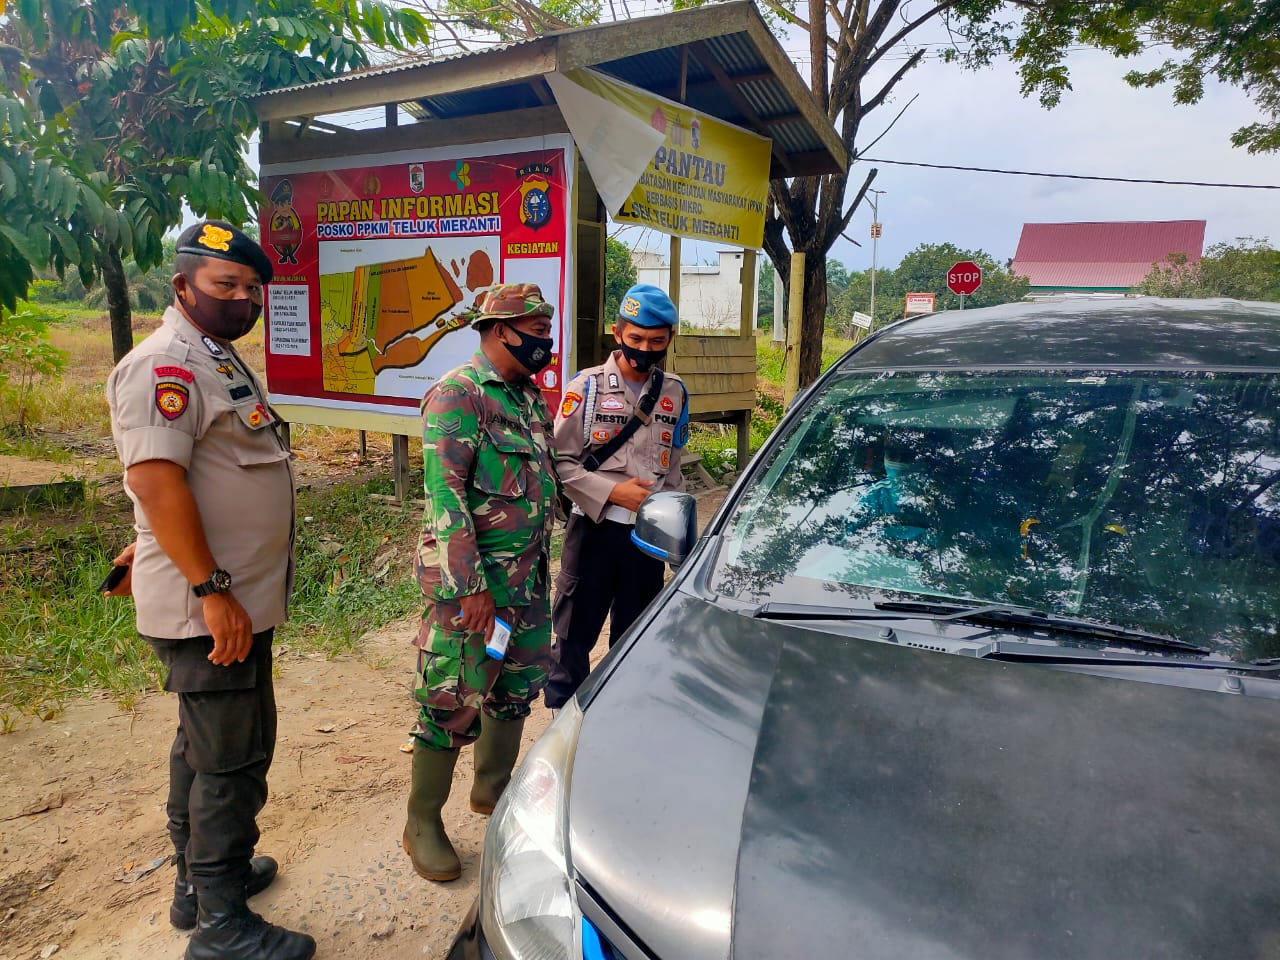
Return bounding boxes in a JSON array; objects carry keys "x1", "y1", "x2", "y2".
[{"x1": 1011, "y1": 220, "x2": 1206, "y2": 294}]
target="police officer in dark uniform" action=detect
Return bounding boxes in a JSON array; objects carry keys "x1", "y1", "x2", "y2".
[
  {"x1": 544, "y1": 284, "x2": 689, "y2": 710},
  {"x1": 105, "y1": 221, "x2": 312, "y2": 960}
]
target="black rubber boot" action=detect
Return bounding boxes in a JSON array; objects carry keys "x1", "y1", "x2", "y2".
[
  {"x1": 469, "y1": 716, "x2": 525, "y2": 815},
  {"x1": 184, "y1": 889, "x2": 315, "y2": 960},
  {"x1": 402, "y1": 743, "x2": 462, "y2": 881},
  {"x1": 171, "y1": 856, "x2": 280, "y2": 930}
]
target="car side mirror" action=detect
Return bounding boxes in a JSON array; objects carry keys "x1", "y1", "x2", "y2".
[{"x1": 631, "y1": 492, "x2": 698, "y2": 567}]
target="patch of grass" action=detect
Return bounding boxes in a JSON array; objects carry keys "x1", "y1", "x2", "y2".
[
  {"x1": 0, "y1": 502, "x2": 161, "y2": 717},
  {"x1": 279, "y1": 476, "x2": 423, "y2": 658},
  {"x1": 0, "y1": 475, "x2": 431, "y2": 718}
]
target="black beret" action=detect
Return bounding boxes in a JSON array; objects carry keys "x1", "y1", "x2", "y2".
[{"x1": 175, "y1": 220, "x2": 273, "y2": 284}]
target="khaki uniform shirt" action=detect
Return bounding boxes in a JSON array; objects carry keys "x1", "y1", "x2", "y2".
[
  {"x1": 106, "y1": 307, "x2": 295, "y2": 638},
  {"x1": 553, "y1": 352, "x2": 687, "y2": 523}
]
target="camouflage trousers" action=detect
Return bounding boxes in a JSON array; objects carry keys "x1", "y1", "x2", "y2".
[{"x1": 411, "y1": 593, "x2": 552, "y2": 750}]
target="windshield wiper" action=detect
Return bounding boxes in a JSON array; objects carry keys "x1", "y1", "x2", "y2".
[{"x1": 873, "y1": 599, "x2": 1211, "y2": 656}]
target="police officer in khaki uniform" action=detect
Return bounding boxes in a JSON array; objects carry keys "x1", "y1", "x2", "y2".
[
  {"x1": 544, "y1": 284, "x2": 689, "y2": 710},
  {"x1": 105, "y1": 221, "x2": 313, "y2": 960}
]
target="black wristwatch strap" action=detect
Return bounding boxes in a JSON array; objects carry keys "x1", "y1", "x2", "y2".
[{"x1": 192, "y1": 568, "x2": 232, "y2": 597}]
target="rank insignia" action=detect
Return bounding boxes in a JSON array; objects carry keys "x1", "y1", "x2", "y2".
[
  {"x1": 155, "y1": 382, "x2": 189, "y2": 420},
  {"x1": 196, "y1": 223, "x2": 234, "y2": 252},
  {"x1": 201, "y1": 336, "x2": 224, "y2": 356},
  {"x1": 608, "y1": 373, "x2": 619, "y2": 389},
  {"x1": 154, "y1": 365, "x2": 194, "y2": 383},
  {"x1": 660, "y1": 396, "x2": 675, "y2": 412},
  {"x1": 216, "y1": 363, "x2": 235, "y2": 380},
  {"x1": 561, "y1": 392, "x2": 582, "y2": 418},
  {"x1": 660, "y1": 448, "x2": 670, "y2": 468}
]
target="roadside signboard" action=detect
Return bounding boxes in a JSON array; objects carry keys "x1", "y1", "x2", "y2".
[
  {"x1": 851, "y1": 310, "x2": 873, "y2": 330},
  {"x1": 947, "y1": 261, "x2": 983, "y2": 297},
  {"x1": 554, "y1": 69, "x2": 771, "y2": 248},
  {"x1": 869, "y1": 222, "x2": 882, "y2": 239},
  {"x1": 260, "y1": 135, "x2": 574, "y2": 433},
  {"x1": 904, "y1": 292, "x2": 936, "y2": 316}
]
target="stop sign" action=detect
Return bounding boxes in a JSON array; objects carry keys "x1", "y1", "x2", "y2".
[{"x1": 947, "y1": 261, "x2": 983, "y2": 296}]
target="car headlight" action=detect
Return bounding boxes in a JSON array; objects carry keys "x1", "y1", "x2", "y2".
[{"x1": 480, "y1": 698, "x2": 583, "y2": 960}]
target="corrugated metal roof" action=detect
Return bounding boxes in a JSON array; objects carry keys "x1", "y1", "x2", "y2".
[
  {"x1": 1011, "y1": 221, "x2": 1206, "y2": 290},
  {"x1": 253, "y1": 2, "x2": 844, "y2": 175},
  {"x1": 262, "y1": 37, "x2": 545, "y2": 99}
]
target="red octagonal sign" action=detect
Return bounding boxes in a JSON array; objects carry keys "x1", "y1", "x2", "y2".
[{"x1": 947, "y1": 260, "x2": 983, "y2": 296}]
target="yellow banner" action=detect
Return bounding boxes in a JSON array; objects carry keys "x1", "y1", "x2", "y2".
[{"x1": 564, "y1": 69, "x2": 771, "y2": 249}]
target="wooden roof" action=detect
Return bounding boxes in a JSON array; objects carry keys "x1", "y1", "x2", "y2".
[{"x1": 253, "y1": 2, "x2": 845, "y2": 179}]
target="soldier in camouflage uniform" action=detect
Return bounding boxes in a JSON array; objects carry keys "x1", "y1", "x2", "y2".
[{"x1": 403, "y1": 283, "x2": 559, "y2": 883}]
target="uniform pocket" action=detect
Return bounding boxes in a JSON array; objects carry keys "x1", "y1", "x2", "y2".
[
  {"x1": 229, "y1": 404, "x2": 290, "y2": 467},
  {"x1": 474, "y1": 425, "x2": 535, "y2": 498}
]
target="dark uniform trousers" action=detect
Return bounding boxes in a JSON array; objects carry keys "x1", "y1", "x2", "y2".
[
  {"x1": 545, "y1": 513, "x2": 665, "y2": 709},
  {"x1": 144, "y1": 629, "x2": 276, "y2": 895}
]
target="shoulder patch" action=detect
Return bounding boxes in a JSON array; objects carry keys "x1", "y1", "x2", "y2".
[
  {"x1": 561, "y1": 392, "x2": 582, "y2": 418},
  {"x1": 154, "y1": 364, "x2": 194, "y2": 383},
  {"x1": 155, "y1": 382, "x2": 190, "y2": 420}
]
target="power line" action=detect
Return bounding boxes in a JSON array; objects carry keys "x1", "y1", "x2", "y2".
[{"x1": 857, "y1": 157, "x2": 1280, "y2": 190}]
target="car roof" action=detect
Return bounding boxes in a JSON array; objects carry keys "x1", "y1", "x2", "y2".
[{"x1": 841, "y1": 298, "x2": 1280, "y2": 371}]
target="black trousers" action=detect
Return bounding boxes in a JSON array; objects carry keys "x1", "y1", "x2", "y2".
[
  {"x1": 144, "y1": 629, "x2": 276, "y2": 897},
  {"x1": 544, "y1": 513, "x2": 665, "y2": 709}
]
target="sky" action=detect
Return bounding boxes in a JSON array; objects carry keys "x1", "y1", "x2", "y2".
[
  {"x1": 620, "y1": 25, "x2": 1280, "y2": 274},
  {"x1": 819, "y1": 43, "x2": 1280, "y2": 273}
]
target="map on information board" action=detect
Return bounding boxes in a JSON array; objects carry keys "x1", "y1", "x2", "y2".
[{"x1": 260, "y1": 137, "x2": 573, "y2": 425}]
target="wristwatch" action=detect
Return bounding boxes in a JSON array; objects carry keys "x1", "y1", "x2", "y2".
[{"x1": 192, "y1": 568, "x2": 233, "y2": 597}]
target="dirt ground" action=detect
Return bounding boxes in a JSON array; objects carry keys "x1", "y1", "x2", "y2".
[{"x1": 0, "y1": 487, "x2": 729, "y2": 960}]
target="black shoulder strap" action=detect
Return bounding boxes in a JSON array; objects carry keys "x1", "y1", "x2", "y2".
[{"x1": 582, "y1": 368, "x2": 665, "y2": 472}]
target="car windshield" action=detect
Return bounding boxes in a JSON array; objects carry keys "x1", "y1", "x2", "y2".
[{"x1": 712, "y1": 370, "x2": 1280, "y2": 662}]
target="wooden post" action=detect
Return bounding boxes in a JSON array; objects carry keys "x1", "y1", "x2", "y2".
[
  {"x1": 736, "y1": 248, "x2": 757, "y2": 469},
  {"x1": 279, "y1": 420, "x2": 292, "y2": 451},
  {"x1": 393, "y1": 434, "x2": 411, "y2": 501},
  {"x1": 784, "y1": 251, "x2": 804, "y2": 405},
  {"x1": 358, "y1": 430, "x2": 367, "y2": 458}
]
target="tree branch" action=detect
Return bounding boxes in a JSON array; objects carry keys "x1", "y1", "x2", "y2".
[{"x1": 862, "y1": 48, "x2": 924, "y2": 115}]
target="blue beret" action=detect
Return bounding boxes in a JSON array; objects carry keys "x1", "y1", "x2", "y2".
[
  {"x1": 618, "y1": 283, "x2": 677, "y2": 329},
  {"x1": 176, "y1": 220, "x2": 273, "y2": 284}
]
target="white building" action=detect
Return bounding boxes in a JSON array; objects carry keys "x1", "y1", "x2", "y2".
[{"x1": 632, "y1": 249, "x2": 758, "y2": 333}]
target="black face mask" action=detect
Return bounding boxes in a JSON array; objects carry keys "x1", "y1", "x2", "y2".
[
  {"x1": 502, "y1": 326, "x2": 555, "y2": 375},
  {"x1": 618, "y1": 340, "x2": 667, "y2": 373},
  {"x1": 179, "y1": 280, "x2": 262, "y2": 341}
]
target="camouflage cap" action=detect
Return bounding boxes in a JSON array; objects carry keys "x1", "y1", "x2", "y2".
[{"x1": 471, "y1": 283, "x2": 555, "y2": 329}]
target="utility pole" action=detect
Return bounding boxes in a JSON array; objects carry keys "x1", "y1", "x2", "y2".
[{"x1": 868, "y1": 189, "x2": 885, "y2": 325}]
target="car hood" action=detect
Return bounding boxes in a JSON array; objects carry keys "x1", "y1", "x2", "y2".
[{"x1": 567, "y1": 590, "x2": 1280, "y2": 960}]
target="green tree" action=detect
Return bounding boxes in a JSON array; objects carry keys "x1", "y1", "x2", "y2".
[
  {"x1": 604, "y1": 235, "x2": 637, "y2": 321},
  {"x1": 1140, "y1": 238, "x2": 1280, "y2": 301},
  {"x1": 0, "y1": 0, "x2": 429, "y2": 362},
  {"x1": 1009, "y1": 0, "x2": 1280, "y2": 155},
  {"x1": 889, "y1": 243, "x2": 1029, "y2": 316}
]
